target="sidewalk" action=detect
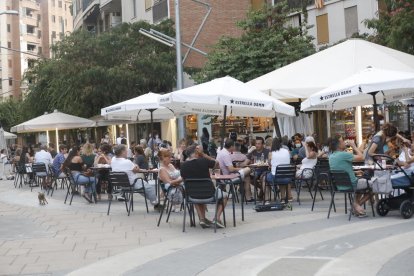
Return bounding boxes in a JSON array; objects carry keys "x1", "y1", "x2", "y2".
[{"x1": 1, "y1": 179, "x2": 413, "y2": 275}]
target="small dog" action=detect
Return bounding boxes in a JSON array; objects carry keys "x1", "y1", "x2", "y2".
[{"x1": 38, "y1": 192, "x2": 48, "y2": 205}]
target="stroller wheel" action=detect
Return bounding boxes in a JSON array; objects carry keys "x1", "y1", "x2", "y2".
[
  {"x1": 377, "y1": 199, "x2": 389, "y2": 217},
  {"x1": 400, "y1": 200, "x2": 413, "y2": 219}
]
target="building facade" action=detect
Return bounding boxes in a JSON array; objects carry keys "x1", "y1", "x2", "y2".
[{"x1": 0, "y1": 0, "x2": 73, "y2": 100}]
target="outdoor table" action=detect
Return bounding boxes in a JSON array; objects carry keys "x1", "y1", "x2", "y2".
[
  {"x1": 248, "y1": 164, "x2": 270, "y2": 205},
  {"x1": 352, "y1": 165, "x2": 394, "y2": 171},
  {"x1": 212, "y1": 173, "x2": 242, "y2": 226}
]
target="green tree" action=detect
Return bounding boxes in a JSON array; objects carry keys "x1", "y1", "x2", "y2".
[
  {"x1": 365, "y1": 0, "x2": 414, "y2": 55},
  {"x1": 0, "y1": 100, "x2": 24, "y2": 131},
  {"x1": 194, "y1": 1, "x2": 315, "y2": 83},
  {"x1": 23, "y1": 20, "x2": 176, "y2": 119}
]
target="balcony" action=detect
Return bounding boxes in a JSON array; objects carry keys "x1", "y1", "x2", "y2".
[
  {"x1": 153, "y1": 0, "x2": 168, "y2": 24},
  {"x1": 274, "y1": 0, "x2": 314, "y2": 9}
]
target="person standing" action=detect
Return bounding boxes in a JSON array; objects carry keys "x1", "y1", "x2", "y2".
[
  {"x1": 101, "y1": 132, "x2": 112, "y2": 145},
  {"x1": 201, "y1": 127, "x2": 210, "y2": 155},
  {"x1": 116, "y1": 131, "x2": 126, "y2": 145},
  {"x1": 0, "y1": 149, "x2": 8, "y2": 180}
]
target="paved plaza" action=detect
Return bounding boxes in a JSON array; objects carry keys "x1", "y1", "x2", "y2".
[{"x1": 1, "y1": 178, "x2": 414, "y2": 276}]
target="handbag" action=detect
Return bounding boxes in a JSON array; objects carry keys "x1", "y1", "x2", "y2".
[{"x1": 371, "y1": 170, "x2": 393, "y2": 194}]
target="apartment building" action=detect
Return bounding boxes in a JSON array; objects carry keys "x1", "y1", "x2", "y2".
[{"x1": 0, "y1": 0, "x2": 73, "y2": 100}]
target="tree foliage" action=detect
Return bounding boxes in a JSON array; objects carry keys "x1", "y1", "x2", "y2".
[
  {"x1": 0, "y1": 100, "x2": 24, "y2": 131},
  {"x1": 23, "y1": 20, "x2": 176, "y2": 119},
  {"x1": 365, "y1": 0, "x2": 414, "y2": 55},
  {"x1": 194, "y1": 1, "x2": 315, "y2": 83}
]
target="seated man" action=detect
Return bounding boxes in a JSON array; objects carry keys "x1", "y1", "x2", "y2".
[
  {"x1": 111, "y1": 145, "x2": 158, "y2": 207},
  {"x1": 216, "y1": 140, "x2": 252, "y2": 202},
  {"x1": 391, "y1": 143, "x2": 414, "y2": 187},
  {"x1": 242, "y1": 137, "x2": 270, "y2": 200},
  {"x1": 329, "y1": 136, "x2": 370, "y2": 217},
  {"x1": 52, "y1": 145, "x2": 68, "y2": 178},
  {"x1": 34, "y1": 145, "x2": 53, "y2": 187},
  {"x1": 180, "y1": 145, "x2": 228, "y2": 229}
]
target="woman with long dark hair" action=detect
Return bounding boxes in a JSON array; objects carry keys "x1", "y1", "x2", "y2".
[
  {"x1": 201, "y1": 127, "x2": 210, "y2": 155},
  {"x1": 63, "y1": 146, "x2": 97, "y2": 203}
]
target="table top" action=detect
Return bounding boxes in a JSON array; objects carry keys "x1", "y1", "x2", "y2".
[
  {"x1": 352, "y1": 165, "x2": 394, "y2": 170},
  {"x1": 212, "y1": 173, "x2": 239, "y2": 180},
  {"x1": 248, "y1": 163, "x2": 269, "y2": 168}
]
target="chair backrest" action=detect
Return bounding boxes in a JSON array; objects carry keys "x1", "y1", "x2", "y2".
[
  {"x1": 315, "y1": 158, "x2": 330, "y2": 175},
  {"x1": 108, "y1": 172, "x2": 132, "y2": 189},
  {"x1": 330, "y1": 170, "x2": 354, "y2": 192},
  {"x1": 32, "y1": 162, "x2": 47, "y2": 174},
  {"x1": 184, "y1": 178, "x2": 216, "y2": 200},
  {"x1": 274, "y1": 164, "x2": 296, "y2": 184}
]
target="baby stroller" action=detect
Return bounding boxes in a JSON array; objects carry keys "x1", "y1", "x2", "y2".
[{"x1": 372, "y1": 154, "x2": 414, "y2": 219}]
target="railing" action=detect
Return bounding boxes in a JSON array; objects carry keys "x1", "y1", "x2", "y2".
[
  {"x1": 274, "y1": 0, "x2": 314, "y2": 9},
  {"x1": 153, "y1": 0, "x2": 168, "y2": 23}
]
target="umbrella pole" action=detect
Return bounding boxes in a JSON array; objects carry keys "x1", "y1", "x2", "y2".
[
  {"x1": 221, "y1": 105, "x2": 227, "y2": 149},
  {"x1": 272, "y1": 116, "x2": 282, "y2": 138},
  {"x1": 148, "y1": 109, "x2": 156, "y2": 164},
  {"x1": 370, "y1": 92, "x2": 380, "y2": 132}
]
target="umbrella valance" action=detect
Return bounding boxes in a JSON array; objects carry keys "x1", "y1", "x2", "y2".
[{"x1": 3, "y1": 131, "x2": 17, "y2": 139}]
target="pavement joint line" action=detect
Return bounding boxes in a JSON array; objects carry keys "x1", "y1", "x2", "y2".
[{"x1": 315, "y1": 231, "x2": 414, "y2": 276}]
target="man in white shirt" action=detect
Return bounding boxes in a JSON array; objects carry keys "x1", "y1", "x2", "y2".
[
  {"x1": 34, "y1": 145, "x2": 53, "y2": 172},
  {"x1": 111, "y1": 145, "x2": 158, "y2": 206}
]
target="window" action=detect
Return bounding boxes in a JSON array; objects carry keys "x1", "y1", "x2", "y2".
[
  {"x1": 52, "y1": 15, "x2": 56, "y2": 22},
  {"x1": 251, "y1": 0, "x2": 265, "y2": 10},
  {"x1": 27, "y1": 44, "x2": 36, "y2": 52},
  {"x1": 25, "y1": 8, "x2": 34, "y2": 17},
  {"x1": 38, "y1": 30, "x2": 42, "y2": 38},
  {"x1": 26, "y1": 25, "x2": 35, "y2": 34},
  {"x1": 52, "y1": 31, "x2": 56, "y2": 38},
  {"x1": 344, "y1": 6, "x2": 358, "y2": 38},
  {"x1": 7, "y1": 42, "x2": 11, "y2": 48},
  {"x1": 52, "y1": 0, "x2": 55, "y2": 7},
  {"x1": 58, "y1": 1, "x2": 62, "y2": 8},
  {"x1": 38, "y1": 47, "x2": 42, "y2": 54},
  {"x1": 132, "y1": 0, "x2": 137, "y2": 18},
  {"x1": 37, "y1": 14, "x2": 41, "y2": 21},
  {"x1": 65, "y1": 19, "x2": 67, "y2": 26},
  {"x1": 316, "y1": 13, "x2": 329, "y2": 44},
  {"x1": 7, "y1": 24, "x2": 10, "y2": 32},
  {"x1": 9, "y1": 78, "x2": 13, "y2": 86},
  {"x1": 145, "y1": 0, "x2": 152, "y2": 10},
  {"x1": 8, "y1": 59, "x2": 12, "y2": 68}
]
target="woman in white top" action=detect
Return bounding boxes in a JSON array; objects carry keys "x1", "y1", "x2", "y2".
[
  {"x1": 296, "y1": 141, "x2": 318, "y2": 179},
  {"x1": 158, "y1": 149, "x2": 183, "y2": 210},
  {"x1": 265, "y1": 138, "x2": 291, "y2": 201}
]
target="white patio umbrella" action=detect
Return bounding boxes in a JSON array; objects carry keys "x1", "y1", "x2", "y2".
[
  {"x1": 11, "y1": 110, "x2": 96, "y2": 146},
  {"x1": 101, "y1": 92, "x2": 176, "y2": 161},
  {"x1": 3, "y1": 131, "x2": 17, "y2": 140},
  {"x1": 301, "y1": 67, "x2": 414, "y2": 131},
  {"x1": 247, "y1": 39, "x2": 414, "y2": 100},
  {"x1": 159, "y1": 76, "x2": 295, "y2": 145}
]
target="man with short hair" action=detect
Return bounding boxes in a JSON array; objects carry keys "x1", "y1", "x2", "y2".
[
  {"x1": 243, "y1": 137, "x2": 270, "y2": 200},
  {"x1": 111, "y1": 145, "x2": 158, "y2": 207},
  {"x1": 181, "y1": 145, "x2": 227, "y2": 228},
  {"x1": 329, "y1": 136, "x2": 370, "y2": 217},
  {"x1": 34, "y1": 145, "x2": 53, "y2": 167},
  {"x1": 52, "y1": 145, "x2": 68, "y2": 177},
  {"x1": 216, "y1": 140, "x2": 252, "y2": 201},
  {"x1": 298, "y1": 136, "x2": 315, "y2": 159}
]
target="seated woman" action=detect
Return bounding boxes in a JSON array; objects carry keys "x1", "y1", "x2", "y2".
[
  {"x1": 266, "y1": 138, "x2": 292, "y2": 202},
  {"x1": 63, "y1": 146, "x2": 97, "y2": 203},
  {"x1": 94, "y1": 143, "x2": 113, "y2": 199},
  {"x1": 158, "y1": 149, "x2": 183, "y2": 211},
  {"x1": 81, "y1": 143, "x2": 96, "y2": 168},
  {"x1": 134, "y1": 146, "x2": 148, "y2": 170},
  {"x1": 391, "y1": 143, "x2": 414, "y2": 187},
  {"x1": 296, "y1": 141, "x2": 318, "y2": 179}
]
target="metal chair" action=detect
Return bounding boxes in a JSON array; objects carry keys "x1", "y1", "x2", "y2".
[
  {"x1": 328, "y1": 170, "x2": 356, "y2": 221},
  {"x1": 157, "y1": 183, "x2": 184, "y2": 227},
  {"x1": 14, "y1": 164, "x2": 26, "y2": 188},
  {"x1": 182, "y1": 178, "x2": 226, "y2": 233},
  {"x1": 311, "y1": 159, "x2": 332, "y2": 211},
  {"x1": 265, "y1": 164, "x2": 296, "y2": 205},
  {"x1": 295, "y1": 168, "x2": 315, "y2": 205},
  {"x1": 107, "y1": 172, "x2": 148, "y2": 216}
]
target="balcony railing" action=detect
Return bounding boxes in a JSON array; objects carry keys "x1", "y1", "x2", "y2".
[
  {"x1": 274, "y1": 0, "x2": 314, "y2": 9},
  {"x1": 153, "y1": 0, "x2": 168, "y2": 23}
]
